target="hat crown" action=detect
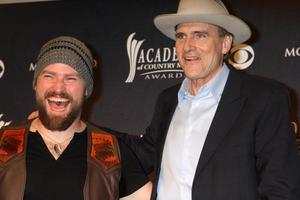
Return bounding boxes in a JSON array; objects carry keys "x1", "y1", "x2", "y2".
[
  {"x1": 154, "y1": 0, "x2": 251, "y2": 45},
  {"x1": 177, "y1": 0, "x2": 229, "y2": 15}
]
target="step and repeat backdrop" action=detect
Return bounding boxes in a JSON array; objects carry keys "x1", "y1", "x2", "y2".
[{"x1": 0, "y1": 0, "x2": 299, "y2": 149}]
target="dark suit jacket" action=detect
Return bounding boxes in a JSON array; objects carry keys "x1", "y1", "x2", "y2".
[{"x1": 117, "y1": 69, "x2": 300, "y2": 200}]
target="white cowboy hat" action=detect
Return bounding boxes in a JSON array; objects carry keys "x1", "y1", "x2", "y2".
[{"x1": 154, "y1": 0, "x2": 251, "y2": 45}]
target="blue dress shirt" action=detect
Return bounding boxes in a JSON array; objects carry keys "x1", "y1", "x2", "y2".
[{"x1": 157, "y1": 64, "x2": 229, "y2": 200}]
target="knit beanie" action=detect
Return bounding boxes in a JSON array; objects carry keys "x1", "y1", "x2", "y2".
[{"x1": 33, "y1": 36, "x2": 94, "y2": 98}]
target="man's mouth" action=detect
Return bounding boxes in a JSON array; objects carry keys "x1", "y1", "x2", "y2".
[
  {"x1": 47, "y1": 97, "x2": 70, "y2": 111},
  {"x1": 184, "y1": 55, "x2": 199, "y2": 62}
]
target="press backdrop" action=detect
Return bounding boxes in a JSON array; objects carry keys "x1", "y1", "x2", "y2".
[{"x1": 0, "y1": 0, "x2": 299, "y2": 149}]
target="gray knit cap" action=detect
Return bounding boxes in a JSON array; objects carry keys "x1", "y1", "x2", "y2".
[{"x1": 33, "y1": 36, "x2": 94, "y2": 98}]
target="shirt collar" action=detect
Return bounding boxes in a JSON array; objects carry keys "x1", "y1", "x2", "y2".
[{"x1": 178, "y1": 63, "x2": 229, "y2": 106}]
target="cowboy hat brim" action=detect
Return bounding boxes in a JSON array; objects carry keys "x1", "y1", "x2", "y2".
[{"x1": 154, "y1": 13, "x2": 251, "y2": 45}]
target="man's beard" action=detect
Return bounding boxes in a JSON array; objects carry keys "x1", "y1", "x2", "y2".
[{"x1": 36, "y1": 91, "x2": 84, "y2": 131}]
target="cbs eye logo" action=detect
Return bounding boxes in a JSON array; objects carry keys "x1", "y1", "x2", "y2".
[
  {"x1": 0, "y1": 59, "x2": 4, "y2": 79},
  {"x1": 228, "y1": 44, "x2": 254, "y2": 70}
]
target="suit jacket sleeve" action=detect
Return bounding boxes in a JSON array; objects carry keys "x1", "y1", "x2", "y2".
[
  {"x1": 100, "y1": 89, "x2": 173, "y2": 174},
  {"x1": 254, "y1": 85, "x2": 300, "y2": 199}
]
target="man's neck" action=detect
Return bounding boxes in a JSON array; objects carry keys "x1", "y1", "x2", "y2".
[
  {"x1": 30, "y1": 118, "x2": 86, "y2": 142},
  {"x1": 188, "y1": 66, "x2": 223, "y2": 96}
]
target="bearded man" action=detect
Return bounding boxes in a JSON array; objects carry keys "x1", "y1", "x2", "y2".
[{"x1": 0, "y1": 36, "x2": 152, "y2": 200}]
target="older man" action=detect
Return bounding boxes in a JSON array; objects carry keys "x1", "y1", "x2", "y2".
[
  {"x1": 0, "y1": 36, "x2": 151, "y2": 200},
  {"x1": 116, "y1": 0, "x2": 300, "y2": 200}
]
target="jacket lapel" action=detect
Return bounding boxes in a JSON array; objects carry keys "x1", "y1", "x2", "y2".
[
  {"x1": 157, "y1": 85, "x2": 179, "y2": 166},
  {"x1": 154, "y1": 85, "x2": 179, "y2": 193},
  {"x1": 194, "y1": 70, "x2": 245, "y2": 177}
]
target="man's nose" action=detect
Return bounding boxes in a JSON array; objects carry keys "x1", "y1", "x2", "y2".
[
  {"x1": 183, "y1": 37, "x2": 195, "y2": 52},
  {"x1": 52, "y1": 78, "x2": 66, "y2": 92}
]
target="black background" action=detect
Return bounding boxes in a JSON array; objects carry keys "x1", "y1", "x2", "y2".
[{"x1": 0, "y1": 0, "x2": 299, "y2": 148}]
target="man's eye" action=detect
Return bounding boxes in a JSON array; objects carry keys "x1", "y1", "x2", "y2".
[
  {"x1": 66, "y1": 77, "x2": 77, "y2": 81},
  {"x1": 195, "y1": 33, "x2": 206, "y2": 39},
  {"x1": 43, "y1": 74, "x2": 53, "y2": 79},
  {"x1": 175, "y1": 33, "x2": 185, "y2": 40}
]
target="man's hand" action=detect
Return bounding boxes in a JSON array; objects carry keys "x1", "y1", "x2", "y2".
[
  {"x1": 120, "y1": 181, "x2": 152, "y2": 200},
  {"x1": 28, "y1": 111, "x2": 39, "y2": 120}
]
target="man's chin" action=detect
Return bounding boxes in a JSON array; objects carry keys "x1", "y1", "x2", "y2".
[
  {"x1": 46, "y1": 108, "x2": 70, "y2": 117},
  {"x1": 37, "y1": 98, "x2": 83, "y2": 131},
  {"x1": 42, "y1": 117, "x2": 71, "y2": 131},
  {"x1": 51, "y1": 112, "x2": 70, "y2": 121}
]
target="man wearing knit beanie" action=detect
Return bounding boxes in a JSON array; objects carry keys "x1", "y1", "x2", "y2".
[
  {"x1": 0, "y1": 36, "x2": 152, "y2": 200},
  {"x1": 33, "y1": 36, "x2": 94, "y2": 98}
]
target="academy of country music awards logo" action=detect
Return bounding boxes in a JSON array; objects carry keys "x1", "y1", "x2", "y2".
[
  {"x1": 125, "y1": 33, "x2": 183, "y2": 83},
  {"x1": 0, "y1": 59, "x2": 5, "y2": 79},
  {"x1": 284, "y1": 47, "x2": 300, "y2": 57},
  {"x1": 0, "y1": 114, "x2": 12, "y2": 129},
  {"x1": 0, "y1": 60, "x2": 12, "y2": 129},
  {"x1": 0, "y1": 59, "x2": 14, "y2": 129},
  {"x1": 125, "y1": 33, "x2": 255, "y2": 83}
]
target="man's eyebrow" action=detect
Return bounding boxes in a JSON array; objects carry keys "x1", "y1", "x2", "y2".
[
  {"x1": 175, "y1": 32, "x2": 185, "y2": 35},
  {"x1": 41, "y1": 70, "x2": 80, "y2": 77},
  {"x1": 192, "y1": 30, "x2": 208, "y2": 34},
  {"x1": 40, "y1": 70, "x2": 55, "y2": 75},
  {"x1": 65, "y1": 73, "x2": 80, "y2": 76}
]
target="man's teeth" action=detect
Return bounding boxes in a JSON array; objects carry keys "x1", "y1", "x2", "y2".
[
  {"x1": 48, "y1": 97, "x2": 69, "y2": 103},
  {"x1": 185, "y1": 56, "x2": 197, "y2": 60}
]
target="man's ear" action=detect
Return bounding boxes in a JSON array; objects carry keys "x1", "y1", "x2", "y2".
[
  {"x1": 33, "y1": 81, "x2": 37, "y2": 91},
  {"x1": 222, "y1": 35, "x2": 233, "y2": 55}
]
